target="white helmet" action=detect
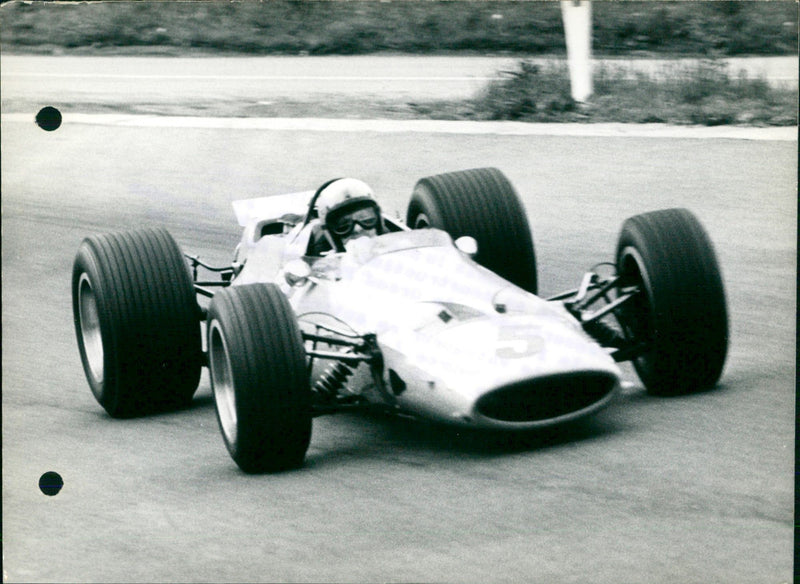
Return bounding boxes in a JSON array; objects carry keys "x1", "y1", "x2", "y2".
[{"x1": 316, "y1": 178, "x2": 377, "y2": 224}]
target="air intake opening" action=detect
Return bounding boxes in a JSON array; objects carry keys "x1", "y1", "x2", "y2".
[{"x1": 475, "y1": 372, "x2": 616, "y2": 422}]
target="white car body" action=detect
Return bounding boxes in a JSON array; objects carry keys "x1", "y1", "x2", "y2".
[{"x1": 228, "y1": 192, "x2": 621, "y2": 430}]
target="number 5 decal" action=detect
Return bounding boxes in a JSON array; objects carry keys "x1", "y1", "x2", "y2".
[{"x1": 496, "y1": 325, "x2": 545, "y2": 359}]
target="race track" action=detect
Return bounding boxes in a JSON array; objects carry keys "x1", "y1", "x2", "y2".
[
  {"x1": 2, "y1": 73, "x2": 796, "y2": 582},
  {"x1": 2, "y1": 54, "x2": 797, "y2": 117}
]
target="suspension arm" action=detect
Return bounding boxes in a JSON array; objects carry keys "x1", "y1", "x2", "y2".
[
  {"x1": 185, "y1": 254, "x2": 235, "y2": 273},
  {"x1": 185, "y1": 254, "x2": 235, "y2": 285},
  {"x1": 554, "y1": 268, "x2": 653, "y2": 364},
  {"x1": 578, "y1": 289, "x2": 639, "y2": 325},
  {"x1": 302, "y1": 331, "x2": 364, "y2": 349},
  {"x1": 611, "y1": 342, "x2": 649, "y2": 362},
  {"x1": 305, "y1": 349, "x2": 375, "y2": 365},
  {"x1": 565, "y1": 275, "x2": 623, "y2": 312},
  {"x1": 547, "y1": 282, "x2": 603, "y2": 302}
]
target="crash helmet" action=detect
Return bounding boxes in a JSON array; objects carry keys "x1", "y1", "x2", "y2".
[{"x1": 316, "y1": 178, "x2": 383, "y2": 237}]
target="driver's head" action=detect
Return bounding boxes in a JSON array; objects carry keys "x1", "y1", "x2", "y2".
[{"x1": 317, "y1": 178, "x2": 382, "y2": 247}]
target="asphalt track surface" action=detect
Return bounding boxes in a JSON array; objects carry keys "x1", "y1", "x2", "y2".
[
  {"x1": 2, "y1": 59, "x2": 797, "y2": 583},
  {"x1": 2, "y1": 54, "x2": 797, "y2": 116}
]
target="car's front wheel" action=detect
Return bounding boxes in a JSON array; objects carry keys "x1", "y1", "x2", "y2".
[
  {"x1": 615, "y1": 208, "x2": 728, "y2": 395},
  {"x1": 207, "y1": 283, "x2": 312, "y2": 473}
]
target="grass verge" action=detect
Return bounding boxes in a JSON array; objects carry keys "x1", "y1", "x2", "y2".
[
  {"x1": 428, "y1": 59, "x2": 799, "y2": 126},
  {"x1": 1, "y1": 1, "x2": 796, "y2": 56}
]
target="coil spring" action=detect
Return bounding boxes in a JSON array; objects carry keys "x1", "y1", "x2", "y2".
[{"x1": 314, "y1": 362, "x2": 354, "y2": 397}]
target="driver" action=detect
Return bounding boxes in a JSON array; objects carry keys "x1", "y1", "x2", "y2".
[{"x1": 311, "y1": 178, "x2": 384, "y2": 254}]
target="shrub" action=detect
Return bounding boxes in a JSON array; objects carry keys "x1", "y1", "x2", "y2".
[{"x1": 469, "y1": 58, "x2": 796, "y2": 126}]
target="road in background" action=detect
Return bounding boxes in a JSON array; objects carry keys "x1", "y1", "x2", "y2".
[
  {"x1": 2, "y1": 105, "x2": 795, "y2": 582},
  {"x1": 1, "y1": 54, "x2": 797, "y2": 113}
]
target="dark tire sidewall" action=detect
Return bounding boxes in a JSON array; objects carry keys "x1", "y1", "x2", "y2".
[
  {"x1": 71, "y1": 229, "x2": 202, "y2": 417},
  {"x1": 207, "y1": 284, "x2": 312, "y2": 473},
  {"x1": 616, "y1": 209, "x2": 728, "y2": 395}
]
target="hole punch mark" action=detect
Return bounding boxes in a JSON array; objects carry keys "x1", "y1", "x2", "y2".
[
  {"x1": 39, "y1": 471, "x2": 64, "y2": 496},
  {"x1": 36, "y1": 107, "x2": 62, "y2": 131}
]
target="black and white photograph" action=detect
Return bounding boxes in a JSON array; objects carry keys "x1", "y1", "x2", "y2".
[{"x1": 1, "y1": 1, "x2": 796, "y2": 582}]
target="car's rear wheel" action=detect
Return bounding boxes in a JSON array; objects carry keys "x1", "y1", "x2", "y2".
[
  {"x1": 615, "y1": 208, "x2": 728, "y2": 395},
  {"x1": 407, "y1": 167, "x2": 538, "y2": 294},
  {"x1": 207, "y1": 283, "x2": 312, "y2": 473},
  {"x1": 71, "y1": 228, "x2": 203, "y2": 417}
]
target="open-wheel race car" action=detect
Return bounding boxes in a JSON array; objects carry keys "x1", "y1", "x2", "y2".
[{"x1": 72, "y1": 167, "x2": 728, "y2": 473}]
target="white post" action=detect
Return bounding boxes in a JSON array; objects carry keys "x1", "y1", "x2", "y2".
[{"x1": 561, "y1": 0, "x2": 593, "y2": 102}]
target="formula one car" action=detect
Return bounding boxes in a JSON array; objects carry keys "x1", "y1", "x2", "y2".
[{"x1": 72, "y1": 167, "x2": 728, "y2": 473}]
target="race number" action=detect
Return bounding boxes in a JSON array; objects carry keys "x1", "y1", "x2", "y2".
[{"x1": 496, "y1": 325, "x2": 545, "y2": 359}]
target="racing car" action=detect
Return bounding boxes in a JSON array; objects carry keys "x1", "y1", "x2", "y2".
[{"x1": 72, "y1": 167, "x2": 728, "y2": 473}]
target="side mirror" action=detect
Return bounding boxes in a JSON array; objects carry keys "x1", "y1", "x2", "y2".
[
  {"x1": 284, "y1": 259, "x2": 311, "y2": 287},
  {"x1": 455, "y1": 236, "x2": 478, "y2": 258}
]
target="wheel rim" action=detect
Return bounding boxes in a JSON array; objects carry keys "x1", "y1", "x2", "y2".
[
  {"x1": 209, "y1": 321, "x2": 238, "y2": 448},
  {"x1": 78, "y1": 273, "x2": 104, "y2": 384},
  {"x1": 413, "y1": 213, "x2": 431, "y2": 229},
  {"x1": 618, "y1": 246, "x2": 656, "y2": 373}
]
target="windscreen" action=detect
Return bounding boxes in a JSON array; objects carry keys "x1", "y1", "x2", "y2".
[{"x1": 346, "y1": 229, "x2": 453, "y2": 261}]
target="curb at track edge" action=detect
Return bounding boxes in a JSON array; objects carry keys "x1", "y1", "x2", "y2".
[{"x1": 2, "y1": 112, "x2": 797, "y2": 141}]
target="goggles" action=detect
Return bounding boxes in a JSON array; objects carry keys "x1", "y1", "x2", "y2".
[{"x1": 331, "y1": 207, "x2": 380, "y2": 237}]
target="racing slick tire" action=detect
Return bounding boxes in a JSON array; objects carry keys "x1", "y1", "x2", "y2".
[
  {"x1": 72, "y1": 228, "x2": 203, "y2": 418},
  {"x1": 407, "y1": 167, "x2": 538, "y2": 294},
  {"x1": 207, "y1": 283, "x2": 312, "y2": 473},
  {"x1": 615, "y1": 208, "x2": 728, "y2": 396}
]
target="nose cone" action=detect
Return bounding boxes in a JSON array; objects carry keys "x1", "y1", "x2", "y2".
[
  {"x1": 383, "y1": 311, "x2": 621, "y2": 429},
  {"x1": 434, "y1": 312, "x2": 619, "y2": 385},
  {"x1": 473, "y1": 371, "x2": 619, "y2": 426}
]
